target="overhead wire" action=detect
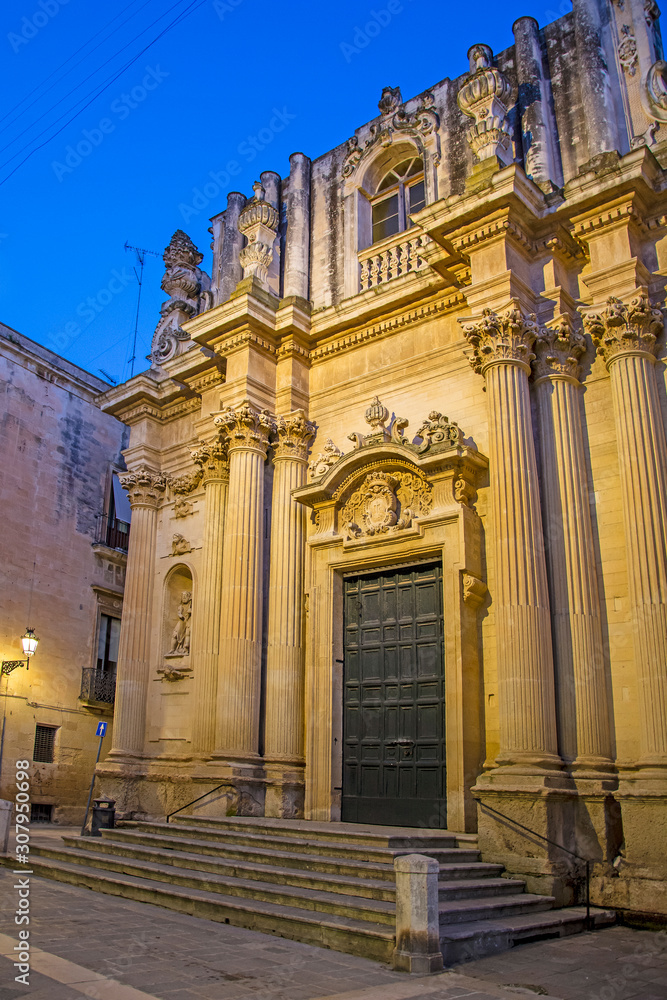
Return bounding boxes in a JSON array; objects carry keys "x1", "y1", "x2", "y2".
[
  {"x1": 0, "y1": 0, "x2": 195, "y2": 158},
  {"x1": 0, "y1": 0, "x2": 152, "y2": 135},
  {"x1": 0, "y1": 0, "x2": 208, "y2": 186}
]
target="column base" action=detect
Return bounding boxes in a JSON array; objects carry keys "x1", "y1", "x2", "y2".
[
  {"x1": 264, "y1": 761, "x2": 305, "y2": 818},
  {"x1": 589, "y1": 771, "x2": 667, "y2": 919},
  {"x1": 473, "y1": 768, "x2": 619, "y2": 906}
]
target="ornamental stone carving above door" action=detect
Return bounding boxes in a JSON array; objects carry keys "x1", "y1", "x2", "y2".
[{"x1": 341, "y1": 469, "x2": 432, "y2": 540}]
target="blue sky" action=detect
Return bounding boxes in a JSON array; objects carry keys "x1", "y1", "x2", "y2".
[{"x1": 0, "y1": 0, "x2": 571, "y2": 385}]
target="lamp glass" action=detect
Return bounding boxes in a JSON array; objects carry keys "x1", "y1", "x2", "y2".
[{"x1": 21, "y1": 628, "x2": 38, "y2": 658}]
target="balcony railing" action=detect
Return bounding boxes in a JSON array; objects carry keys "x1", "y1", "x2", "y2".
[
  {"x1": 97, "y1": 516, "x2": 130, "y2": 552},
  {"x1": 358, "y1": 232, "x2": 432, "y2": 291},
  {"x1": 80, "y1": 667, "x2": 116, "y2": 705}
]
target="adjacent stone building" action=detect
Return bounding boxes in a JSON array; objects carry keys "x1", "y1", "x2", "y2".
[
  {"x1": 99, "y1": 0, "x2": 667, "y2": 918},
  {"x1": 0, "y1": 323, "x2": 128, "y2": 822}
]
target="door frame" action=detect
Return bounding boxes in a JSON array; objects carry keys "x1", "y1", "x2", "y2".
[
  {"x1": 294, "y1": 441, "x2": 488, "y2": 832},
  {"x1": 341, "y1": 560, "x2": 448, "y2": 828}
]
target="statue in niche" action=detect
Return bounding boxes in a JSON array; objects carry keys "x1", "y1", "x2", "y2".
[{"x1": 169, "y1": 591, "x2": 192, "y2": 655}]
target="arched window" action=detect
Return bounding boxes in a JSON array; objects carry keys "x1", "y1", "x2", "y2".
[{"x1": 371, "y1": 157, "x2": 425, "y2": 245}]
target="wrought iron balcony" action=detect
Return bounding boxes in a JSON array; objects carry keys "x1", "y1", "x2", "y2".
[
  {"x1": 97, "y1": 516, "x2": 130, "y2": 553},
  {"x1": 80, "y1": 667, "x2": 116, "y2": 705}
]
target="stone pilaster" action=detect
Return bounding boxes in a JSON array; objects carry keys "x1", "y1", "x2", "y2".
[
  {"x1": 533, "y1": 318, "x2": 614, "y2": 773},
  {"x1": 463, "y1": 303, "x2": 560, "y2": 771},
  {"x1": 190, "y1": 441, "x2": 229, "y2": 756},
  {"x1": 213, "y1": 401, "x2": 273, "y2": 764},
  {"x1": 584, "y1": 292, "x2": 667, "y2": 770},
  {"x1": 264, "y1": 411, "x2": 315, "y2": 818},
  {"x1": 109, "y1": 469, "x2": 166, "y2": 760}
]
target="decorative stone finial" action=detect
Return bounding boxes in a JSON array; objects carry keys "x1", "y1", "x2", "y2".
[
  {"x1": 151, "y1": 231, "x2": 212, "y2": 367},
  {"x1": 237, "y1": 183, "x2": 280, "y2": 287},
  {"x1": 378, "y1": 86, "x2": 402, "y2": 116},
  {"x1": 457, "y1": 44, "x2": 514, "y2": 165},
  {"x1": 308, "y1": 439, "x2": 344, "y2": 480}
]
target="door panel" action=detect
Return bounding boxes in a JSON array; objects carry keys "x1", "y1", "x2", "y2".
[{"x1": 341, "y1": 563, "x2": 446, "y2": 828}]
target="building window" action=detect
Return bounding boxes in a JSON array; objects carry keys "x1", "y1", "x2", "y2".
[
  {"x1": 33, "y1": 724, "x2": 57, "y2": 763},
  {"x1": 97, "y1": 614, "x2": 121, "y2": 673},
  {"x1": 99, "y1": 471, "x2": 132, "y2": 551},
  {"x1": 371, "y1": 157, "x2": 425, "y2": 245},
  {"x1": 30, "y1": 803, "x2": 53, "y2": 823}
]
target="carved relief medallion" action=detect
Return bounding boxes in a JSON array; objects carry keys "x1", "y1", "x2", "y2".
[{"x1": 341, "y1": 469, "x2": 432, "y2": 540}]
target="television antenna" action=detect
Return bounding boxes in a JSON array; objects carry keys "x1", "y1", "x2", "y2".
[{"x1": 124, "y1": 241, "x2": 160, "y2": 378}]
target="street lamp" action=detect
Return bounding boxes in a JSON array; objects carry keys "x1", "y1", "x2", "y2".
[
  {"x1": 2, "y1": 627, "x2": 39, "y2": 675},
  {"x1": 0, "y1": 628, "x2": 39, "y2": 782}
]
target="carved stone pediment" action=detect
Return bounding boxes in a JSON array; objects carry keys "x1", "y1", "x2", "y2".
[{"x1": 294, "y1": 400, "x2": 488, "y2": 541}]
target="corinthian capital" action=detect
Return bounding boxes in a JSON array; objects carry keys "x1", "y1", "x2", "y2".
[
  {"x1": 214, "y1": 400, "x2": 274, "y2": 455},
  {"x1": 272, "y1": 410, "x2": 316, "y2": 462},
  {"x1": 533, "y1": 316, "x2": 586, "y2": 382},
  {"x1": 120, "y1": 469, "x2": 167, "y2": 508},
  {"x1": 582, "y1": 292, "x2": 664, "y2": 367},
  {"x1": 460, "y1": 302, "x2": 539, "y2": 376},
  {"x1": 191, "y1": 441, "x2": 229, "y2": 484}
]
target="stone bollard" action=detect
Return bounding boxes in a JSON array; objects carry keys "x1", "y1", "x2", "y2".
[
  {"x1": 392, "y1": 853, "x2": 444, "y2": 974},
  {"x1": 0, "y1": 799, "x2": 13, "y2": 854}
]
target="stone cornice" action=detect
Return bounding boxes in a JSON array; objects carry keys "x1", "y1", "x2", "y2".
[
  {"x1": 118, "y1": 397, "x2": 201, "y2": 426},
  {"x1": 184, "y1": 280, "x2": 279, "y2": 351},
  {"x1": 310, "y1": 291, "x2": 466, "y2": 362}
]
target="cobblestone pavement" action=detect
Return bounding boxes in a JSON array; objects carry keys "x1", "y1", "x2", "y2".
[{"x1": 0, "y1": 829, "x2": 665, "y2": 1000}]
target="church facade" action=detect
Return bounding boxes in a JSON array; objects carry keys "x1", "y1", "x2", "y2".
[{"x1": 99, "y1": 0, "x2": 667, "y2": 918}]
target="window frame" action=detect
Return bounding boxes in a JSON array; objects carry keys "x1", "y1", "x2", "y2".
[
  {"x1": 370, "y1": 157, "x2": 426, "y2": 247},
  {"x1": 33, "y1": 724, "x2": 58, "y2": 764}
]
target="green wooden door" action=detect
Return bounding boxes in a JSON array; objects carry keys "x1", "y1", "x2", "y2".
[{"x1": 341, "y1": 563, "x2": 446, "y2": 828}]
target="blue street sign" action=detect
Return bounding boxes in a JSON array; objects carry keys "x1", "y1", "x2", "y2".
[{"x1": 96, "y1": 722, "x2": 107, "y2": 738}]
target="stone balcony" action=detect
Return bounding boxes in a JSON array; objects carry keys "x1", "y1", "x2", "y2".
[{"x1": 358, "y1": 231, "x2": 432, "y2": 291}]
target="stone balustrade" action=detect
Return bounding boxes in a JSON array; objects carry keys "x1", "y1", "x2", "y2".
[{"x1": 358, "y1": 233, "x2": 431, "y2": 291}]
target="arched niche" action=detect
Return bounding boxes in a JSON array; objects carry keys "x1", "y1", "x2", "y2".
[{"x1": 160, "y1": 563, "x2": 194, "y2": 681}]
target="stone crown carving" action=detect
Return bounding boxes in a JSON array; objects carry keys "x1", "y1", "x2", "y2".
[
  {"x1": 457, "y1": 44, "x2": 514, "y2": 165},
  {"x1": 273, "y1": 411, "x2": 316, "y2": 461},
  {"x1": 461, "y1": 302, "x2": 539, "y2": 375},
  {"x1": 583, "y1": 292, "x2": 664, "y2": 366},
  {"x1": 343, "y1": 86, "x2": 440, "y2": 178},
  {"x1": 151, "y1": 230, "x2": 212, "y2": 367},
  {"x1": 214, "y1": 400, "x2": 274, "y2": 454},
  {"x1": 120, "y1": 469, "x2": 167, "y2": 508},
  {"x1": 533, "y1": 316, "x2": 586, "y2": 382},
  {"x1": 308, "y1": 400, "x2": 468, "y2": 483},
  {"x1": 238, "y1": 182, "x2": 279, "y2": 287},
  {"x1": 191, "y1": 441, "x2": 229, "y2": 483}
]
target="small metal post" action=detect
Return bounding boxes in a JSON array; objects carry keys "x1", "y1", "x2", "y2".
[
  {"x1": 80, "y1": 734, "x2": 104, "y2": 836},
  {"x1": 585, "y1": 859, "x2": 591, "y2": 930}
]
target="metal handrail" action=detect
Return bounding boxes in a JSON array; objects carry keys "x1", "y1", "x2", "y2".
[
  {"x1": 166, "y1": 783, "x2": 227, "y2": 823},
  {"x1": 474, "y1": 799, "x2": 592, "y2": 930}
]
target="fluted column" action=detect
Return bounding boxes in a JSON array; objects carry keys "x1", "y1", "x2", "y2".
[
  {"x1": 110, "y1": 469, "x2": 166, "y2": 759},
  {"x1": 213, "y1": 401, "x2": 273, "y2": 762},
  {"x1": 462, "y1": 303, "x2": 560, "y2": 769},
  {"x1": 190, "y1": 442, "x2": 229, "y2": 755},
  {"x1": 264, "y1": 413, "x2": 315, "y2": 814},
  {"x1": 533, "y1": 318, "x2": 613, "y2": 772},
  {"x1": 584, "y1": 292, "x2": 667, "y2": 768}
]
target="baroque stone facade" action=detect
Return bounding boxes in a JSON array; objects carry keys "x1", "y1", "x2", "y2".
[{"x1": 99, "y1": 0, "x2": 667, "y2": 919}]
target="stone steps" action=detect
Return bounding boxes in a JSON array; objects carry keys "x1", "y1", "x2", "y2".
[
  {"x1": 0, "y1": 816, "x2": 616, "y2": 967},
  {"x1": 12, "y1": 853, "x2": 395, "y2": 962}
]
